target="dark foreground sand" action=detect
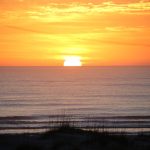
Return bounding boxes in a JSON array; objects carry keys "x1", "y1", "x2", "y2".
[{"x1": 0, "y1": 126, "x2": 150, "y2": 150}]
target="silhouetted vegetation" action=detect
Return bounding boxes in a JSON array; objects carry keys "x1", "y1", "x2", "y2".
[{"x1": 0, "y1": 122, "x2": 150, "y2": 150}]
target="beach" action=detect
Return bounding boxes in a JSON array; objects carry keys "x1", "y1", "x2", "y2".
[{"x1": 0, "y1": 125, "x2": 150, "y2": 150}]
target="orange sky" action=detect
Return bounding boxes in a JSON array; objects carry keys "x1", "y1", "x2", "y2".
[{"x1": 0, "y1": 0, "x2": 150, "y2": 66}]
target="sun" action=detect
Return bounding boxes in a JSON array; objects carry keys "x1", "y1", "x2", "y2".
[{"x1": 64, "y1": 56, "x2": 82, "y2": 66}]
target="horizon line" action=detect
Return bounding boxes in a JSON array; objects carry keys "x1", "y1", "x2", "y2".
[{"x1": 0, "y1": 65, "x2": 150, "y2": 67}]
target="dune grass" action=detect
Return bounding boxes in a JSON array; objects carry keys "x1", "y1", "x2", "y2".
[
  {"x1": 15, "y1": 122, "x2": 150, "y2": 150},
  {"x1": 0, "y1": 117, "x2": 150, "y2": 150}
]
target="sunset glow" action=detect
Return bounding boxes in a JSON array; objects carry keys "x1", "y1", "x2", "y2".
[{"x1": 0, "y1": 0, "x2": 150, "y2": 66}]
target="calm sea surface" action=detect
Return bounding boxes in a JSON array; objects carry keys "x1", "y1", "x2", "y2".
[{"x1": 0, "y1": 67, "x2": 150, "y2": 133}]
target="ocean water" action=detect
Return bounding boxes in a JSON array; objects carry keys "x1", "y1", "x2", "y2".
[{"x1": 0, "y1": 67, "x2": 150, "y2": 133}]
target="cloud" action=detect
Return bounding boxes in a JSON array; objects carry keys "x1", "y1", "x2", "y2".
[
  {"x1": 0, "y1": 1, "x2": 150, "y2": 24},
  {"x1": 85, "y1": 38, "x2": 150, "y2": 47},
  {"x1": 5, "y1": 25, "x2": 51, "y2": 34},
  {"x1": 1, "y1": 1, "x2": 150, "y2": 12},
  {"x1": 30, "y1": 1, "x2": 150, "y2": 15}
]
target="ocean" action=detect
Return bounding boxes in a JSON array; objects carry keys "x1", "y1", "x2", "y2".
[{"x1": 0, "y1": 66, "x2": 150, "y2": 133}]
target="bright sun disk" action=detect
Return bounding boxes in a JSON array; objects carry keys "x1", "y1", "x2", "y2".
[{"x1": 64, "y1": 56, "x2": 82, "y2": 66}]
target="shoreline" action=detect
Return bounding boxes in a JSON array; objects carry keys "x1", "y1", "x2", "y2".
[{"x1": 0, "y1": 115, "x2": 150, "y2": 134}]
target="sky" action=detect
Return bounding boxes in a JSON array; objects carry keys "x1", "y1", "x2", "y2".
[{"x1": 0, "y1": 0, "x2": 150, "y2": 66}]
